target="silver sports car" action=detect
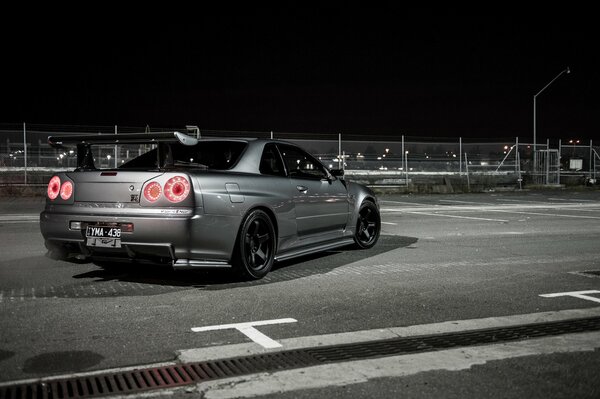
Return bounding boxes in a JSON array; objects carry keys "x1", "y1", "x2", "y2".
[{"x1": 40, "y1": 132, "x2": 380, "y2": 279}]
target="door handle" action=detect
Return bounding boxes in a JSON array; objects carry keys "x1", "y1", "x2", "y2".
[{"x1": 296, "y1": 185, "x2": 308, "y2": 192}]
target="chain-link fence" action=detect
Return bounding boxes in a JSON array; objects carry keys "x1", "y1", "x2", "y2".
[{"x1": 1, "y1": 123, "x2": 598, "y2": 188}]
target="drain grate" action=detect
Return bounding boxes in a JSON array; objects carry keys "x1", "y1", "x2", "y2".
[{"x1": 2, "y1": 316, "x2": 600, "y2": 399}]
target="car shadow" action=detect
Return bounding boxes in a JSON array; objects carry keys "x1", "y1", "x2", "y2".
[{"x1": 71, "y1": 235, "x2": 417, "y2": 292}]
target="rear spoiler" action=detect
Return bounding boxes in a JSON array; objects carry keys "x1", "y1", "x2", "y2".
[
  {"x1": 47, "y1": 132, "x2": 198, "y2": 171},
  {"x1": 47, "y1": 131, "x2": 198, "y2": 148}
]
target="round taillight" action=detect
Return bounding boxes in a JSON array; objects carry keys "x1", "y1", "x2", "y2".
[
  {"x1": 144, "y1": 181, "x2": 162, "y2": 202},
  {"x1": 164, "y1": 176, "x2": 190, "y2": 203},
  {"x1": 60, "y1": 181, "x2": 73, "y2": 200},
  {"x1": 47, "y1": 176, "x2": 61, "y2": 200}
]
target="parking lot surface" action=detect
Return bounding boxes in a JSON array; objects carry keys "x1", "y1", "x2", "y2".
[{"x1": 1, "y1": 190, "x2": 599, "y2": 398}]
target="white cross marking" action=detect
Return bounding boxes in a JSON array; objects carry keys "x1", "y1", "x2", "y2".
[{"x1": 191, "y1": 318, "x2": 297, "y2": 349}]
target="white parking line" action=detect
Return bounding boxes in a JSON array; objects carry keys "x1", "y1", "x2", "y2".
[
  {"x1": 385, "y1": 210, "x2": 508, "y2": 223},
  {"x1": 548, "y1": 197, "x2": 597, "y2": 202},
  {"x1": 540, "y1": 290, "x2": 600, "y2": 304},
  {"x1": 381, "y1": 221, "x2": 397, "y2": 225},
  {"x1": 0, "y1": 215, "x2": 39, "y2": 223},
  {"x1": 380, "y1": 200, "x2": 428, "y2": 206},
  {"x1": 191, "y1": 319, "x2": 298, "y2": 349},
  {"x1": 489, "y1": 209, "x2": 600, "y2": 220},
  {"x1": 438, "y1": 199, "x2": 493, "y2": 205}
]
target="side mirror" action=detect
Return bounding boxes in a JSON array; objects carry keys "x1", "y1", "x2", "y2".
[{"x1": 330, "y1": 169, "x2": 344, "y2": 178}]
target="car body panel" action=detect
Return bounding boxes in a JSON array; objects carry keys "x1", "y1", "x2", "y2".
[{"x1": 40, "y1": 134, "x2": 379, "y2": 273}]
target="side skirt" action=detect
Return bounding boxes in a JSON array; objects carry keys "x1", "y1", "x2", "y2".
[{"x1": 274, "y1": 238, "x2": 355, "y2": 263}]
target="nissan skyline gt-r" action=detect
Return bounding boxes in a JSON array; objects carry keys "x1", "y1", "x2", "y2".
[{"x1": 40, "y1": 132, "x2": 381, "y2": 279}]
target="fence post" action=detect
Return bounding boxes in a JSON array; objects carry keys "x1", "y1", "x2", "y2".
[
  {"x1": 515, "y1": 137, "x2": 519, "y2": 173},
  {"x1": 23, "y1": 122, "x2": 27, "y2": 185},
  {"x1": 459, "y1": 137, "x2": 462, "y2": 175},
  {"x1": 558, "y1": 139, "x2": 562, "y2": 185},
  {"x1": 546, "y1": 138, "x2": 550, "y2": 184},
  {"x1": 401, "y1": 134, "x2": 405, "y2": 172},
  {"x1": 270, "y1": 131, "x2": 273, "y2": 139},
  {"x1": 114, "y1": 125, "x2": 118, "y2": 168},
  {"x1": 338, "y1": 133, "x2": 342, "y2": 169},
  {"x1": 591, "y1": 140, "x2": 594, "y2": 177},
  {"x1": 405, "y1": 150, "x2": 409, "y2": 187},
  {"x1": 464, "y1": 152, "x2": 470, "y2": 192}
]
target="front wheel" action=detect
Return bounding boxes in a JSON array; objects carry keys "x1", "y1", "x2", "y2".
[
  {"x1": 354, "y1": 201, "x2": 381, "y2": 249},
  {"x1": 233, "y1": 210, "x2": 276, "y2": 280}
]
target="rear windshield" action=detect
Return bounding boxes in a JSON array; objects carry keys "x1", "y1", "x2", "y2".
[{"x1": 119, "y1": 141, "x2": 247, "y2": 170}]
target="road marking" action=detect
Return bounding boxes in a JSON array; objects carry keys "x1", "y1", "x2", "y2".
[
  {"x1": 0, "y1": 214, "x2": 39, "y2": 224},
  {"x1": 540, "y1": 290, "x2": 600, "y2": 304},
  {"x1": 438, "y1": 199, "x2": 492, "y2": 205},
  {"x1": 381, "y1": 221, "x2": 397, "y2": 225},
  {"x1": 548, "y1": 197, "x2": 596, "y2": 202},
  {"x1": 381, "y1": 203, "x2": 600, "y2": 213},
  {"x1": 379, "y1": 200, "x2": 426, "y2": 206},
  {"x1": 191, "y1": 318, "x2": 297, "y2": 349},
  {"x1": 400, "y1": 211, "x2": 508, "y2": 223},
  {"x1": 489, "y1": 209, "x2": 600, "y2": 220}
]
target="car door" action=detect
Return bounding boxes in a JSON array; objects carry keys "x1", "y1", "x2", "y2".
[{"x1": 277, "y1": 144, "x2": 349, "y2": 238}]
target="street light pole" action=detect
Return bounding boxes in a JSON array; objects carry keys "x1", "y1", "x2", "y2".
[{"x1": 533, "y1": 67, "x2": 570, "y2": 152}]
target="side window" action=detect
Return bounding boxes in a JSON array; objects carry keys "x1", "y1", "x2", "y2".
[
  {"x1": 278, "y1": 145, "x2": 328, "y2": 180},
  {"x1": 259, "y1": 144, "x2": 286, "y2": 176}
]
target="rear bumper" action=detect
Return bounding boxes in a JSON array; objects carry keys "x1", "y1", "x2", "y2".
[{"x1": 40, "y1": 206, "x2": 239, "y2": 269}]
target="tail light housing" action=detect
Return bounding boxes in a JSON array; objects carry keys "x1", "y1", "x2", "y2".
[
  {"x1": 143, "y1": 182, "x2": 162, "y2": 202},
  {"x1": 60, "y1": 181, "x2": 73, "y2": 200},
  {"x1": 142, "y1": 176, "x2": 191, "y2": 204},
  {"x1": 164, "y1": 176, "x2": 191, "y2": 203},
  {"x1": 47, "y1": 176, "x2": 61, "y2": 200}
]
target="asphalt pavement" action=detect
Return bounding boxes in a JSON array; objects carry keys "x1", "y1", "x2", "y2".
[{"x1": 1, "y1": 190, "x2": 600, "y2": 398}]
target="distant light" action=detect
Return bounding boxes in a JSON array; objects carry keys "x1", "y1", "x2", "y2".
[
  {"x1": 405, "y1": 151, "x2": 409, "y2": 154},
  {"x1": 504, "y1": 145, "x2": 509, "y2": 150},
  {"x1": 328, "y1": 164, "x2": 333, "y2": 168},
  {"x1": 452, "y1": 154, "x2": 456, "y2": 158},
  {"x1": 385, "y1": 148, "x2": 389, "y2": 153},
  {"x1": 377, "y1": 157, "x2": 382, "y2": 160},
  {"x1": 107, "y1": 155, "x2": 112, "y2": 160}
]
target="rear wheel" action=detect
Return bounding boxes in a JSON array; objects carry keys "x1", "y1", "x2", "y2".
[
  {"x1": 354, "y1": 201, "x2": 381, "y2": 249},
  {"x1": 233, "y1": 210, "x2": 276, "y2": 280}
]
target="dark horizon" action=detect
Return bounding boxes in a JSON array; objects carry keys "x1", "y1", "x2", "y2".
[{"x1": 2, "y1": 9, "x2": 599, "y2": 141}]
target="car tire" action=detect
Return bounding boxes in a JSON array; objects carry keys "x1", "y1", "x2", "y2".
[
  {"x1": 233, "y1": 209, "x2": 276, "y2": 280},
  {"x1": 354, "y1": 201, "x2": 381, "y2": 249}
]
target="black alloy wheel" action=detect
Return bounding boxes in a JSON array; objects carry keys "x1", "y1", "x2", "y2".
[
  {"x1": 354, "y1": 201, "x2": 381, "y2": 249},
  {"x1": 235, "y1": 209, "x2": 276, "y2": 279}
]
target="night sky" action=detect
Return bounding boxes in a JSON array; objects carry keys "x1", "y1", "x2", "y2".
[{"x1": 3, "y1": 8, "x2": 598, "y2": 141}]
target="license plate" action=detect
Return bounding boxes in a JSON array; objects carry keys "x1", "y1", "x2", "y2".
[{"x1": 86, "y1": 225, "x2": 121, "y2": 248}]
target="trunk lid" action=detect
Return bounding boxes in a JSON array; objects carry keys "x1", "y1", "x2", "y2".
[{"x1": 67, "y1": 171, "x2": 163, "y2": 203}]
